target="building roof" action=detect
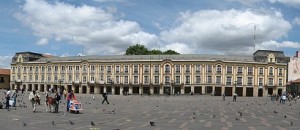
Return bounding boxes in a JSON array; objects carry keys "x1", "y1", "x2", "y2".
[
  {"x1": 31, "y1": 54, "x2": 255, "y2": 63},
  {"x1": 0, "y1": 69, "x2": 10, "y2": 75},
  {"x1": 253, "y1": 50, "x2": 286, "y2": 57}
]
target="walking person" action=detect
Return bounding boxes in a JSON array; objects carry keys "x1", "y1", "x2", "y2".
[
  {"x1": 54, "y1": 91, "x2": 61, "y2": 113},
  {"x1": 28, "y1": 90, "x2": 38, "y2": 112},
  {"x1": 233, "y1": 93, "x2": 237, "y2": 102},
  {"x1": 5, "y1": 88, "x2": 11, "y2": 109},
  {"x1": 66, "y1": 90, "x2": 76, "y2": 112},
  {"x1": 102, "y1": 92, "x2": 109, "y2": 104},
  {"x1": 222, "y1": 93, "x2": 226, "y2": 101},
  {"x1": 11, "y1": 89, "x2": 17, "y2": 107}
]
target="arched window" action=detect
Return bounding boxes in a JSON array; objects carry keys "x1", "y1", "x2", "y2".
[
  {"x1": 216, "y1": 65, "x2": 222, "y2": 74},
  {"x1": 165, "y1": 64, "x2": 170, "y2": 73},
  {"x1": 269, "y1": 67, "x2": 273, "y2": 76}
]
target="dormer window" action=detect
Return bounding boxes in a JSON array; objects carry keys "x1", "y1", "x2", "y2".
[{"x1": 267, "y1": 54, "x2": 275, "y2": 63}]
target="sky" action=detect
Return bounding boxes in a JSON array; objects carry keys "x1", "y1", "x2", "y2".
[{"x1": 0, "y1": 0, "x2": 300, "y2": 68}]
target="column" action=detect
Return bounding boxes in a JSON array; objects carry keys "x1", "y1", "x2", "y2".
[
  {"x1": 120, "y1": 86, "x2": 124, "y2": 95},
  {"x1": 202, "y1": 86, "x2": 205, "y2": 95},
  {"x1": 103, "y1": 85, "x2": 107, "y2": 93},
  {"x1": 112, "y1": 86, "x2": 115, "y2": 95},
  {"x1": 221, "y1": 86, "x2": 225, "y2": 95},
  {"x1": 95, "y1": 85, "x2": 100, "y2": 94},
  {"x1": 212, "y1": 86, "x2": 215, "y2": 93},
  {"x1": 87, "y1": 85, "x2": 90, "y2": 94},
  {"x1": 38, "y1": 84, "x2": 41, "y2": 92},
  {"x1": 191, "y1": 85, "x2": 195, "y2": 93},
  {"x1": 79, "y1": 85, "x2": 82, "y2": 94},
  {"x1": 160, "y1": 86, "x2": 163, "y2": 94},
  {"x1": 129, "y1": 86, "x2": 133, "y2": 94},
  {"x1": 72, "y1": 85, "x2": 75, "y2": 92},
  {"x1": 181, "y1": 86, "x2": 184, "y2": 94},
  {"x1": 243, "y1": 87, "x2": 246, "y2": 97},
  {"x1": 139, "y1": 86, "x2": 142, "y2": 94},
  {"x1": 150, "y1": 86, "x2": 154, "y2": 95}
]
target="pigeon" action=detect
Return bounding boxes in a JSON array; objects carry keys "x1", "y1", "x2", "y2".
[
  {"x1": 150, "y1": 121, "x2": 156, "y2": 126},
  {"x1": 23, "y1": 122, "x2": 27, "y2": 126},
  {"x1": 235, "y1": 117, "x2": 239, "y2": 120},
  {"x1": 91, "y1": 121, "x2": 95, "y2": 126},
  {"x1": 291, "y1": 121, "x2": 293, "y2": 126},
  {"x1": 192, "y1": 116, "x2": 196, "y2": 119},
  {"x1": 273, "y1": 111, "x2": 278, "y2": 114},
  {"x1": 193, "y1": 112, "x2": 196, "y2": 115},
  {"x1": 284, "y1": 115, "x2": 287, "y2": 118},
  {"x1": 240, "y1": 112, "x2": 242, "y2": 117},
  {"x1": 112, "y1": 109, "x2": 116, "y2": 113},
  {"x1": 52, "y1": 121, "x2": 55, "y2": 126},
  {"x1": 212, "y1": 115, "x2": 216, "y2": 118},
  {"x1": 69, "y1": 120, "x2": 74, "y2": 125}
]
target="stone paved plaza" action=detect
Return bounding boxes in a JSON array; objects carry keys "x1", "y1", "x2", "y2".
[{"x1": 0, "y1": 91, "x2": 300, "y2": 130}]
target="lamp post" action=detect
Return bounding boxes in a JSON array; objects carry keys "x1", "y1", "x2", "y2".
[{"x1": 234, "y1": 80, "x2": 237, "y2": 95}]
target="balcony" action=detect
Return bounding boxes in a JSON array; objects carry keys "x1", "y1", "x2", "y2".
[
  {"x1": 75, "y1": 80, "x2": 80, "y2": 84},
  {"x1": 99, "y1": 80, "x2": 105, "y2": 84},
  {"x1": 90, "y1": 81, "x2": 95, "y2": 84},
  {"x1": 16, "y1": 79, "x2": 22, "y2": 83}
]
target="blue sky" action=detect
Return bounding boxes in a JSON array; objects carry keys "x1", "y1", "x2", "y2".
[{"x1": 0, "y1": 0, "x2": 300, "y2": 68}]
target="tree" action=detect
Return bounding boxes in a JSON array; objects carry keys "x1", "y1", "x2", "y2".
[
  {"x1": 163, "y1": 50, "x2": 179, "y2": 55},
  {"x1": 125, "y1": 44, "x2": 149, "y2": 55},
  {"x1": 148, "y1": 49, "x2": 162, "y2": 55}
]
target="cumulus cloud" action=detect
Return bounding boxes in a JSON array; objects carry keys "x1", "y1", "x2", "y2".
[
  {"x1": 269, "y1": 0, "x2": 300, "y2": 8},
  {"x1": 0, "y1": 56, "x2": 13, "y2": 69},
  {"x1": 225, "y1": 0, "x2": 262, "y2": 5},
  {"x1": 256, "y1": 40, "x2": 300, "y2": 50},
  {"x1": 15, "y1": 0, "x2": 158, "y2": 55},
  {"x1": 160, "y1": 9, "x2": 292, "y2": 55},
  {"x1": 293, "y1": 17, "x2": 300, "y2": 25}
]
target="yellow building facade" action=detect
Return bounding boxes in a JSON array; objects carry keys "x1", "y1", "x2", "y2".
[{"x1": 10, "y1": 50, "x2": 289, "y2": 97}]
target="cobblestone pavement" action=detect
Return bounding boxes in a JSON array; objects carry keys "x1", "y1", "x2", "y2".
[{"x1": 0, "y1": 91, "x2": 299, "y2": 130}]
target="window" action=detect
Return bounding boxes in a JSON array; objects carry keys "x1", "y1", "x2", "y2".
[
  {"x1": 134, "y1": 76, "x2": 138, "y2": 84},
  {"x1": 90, "y1": 65, "x2": 95, "y2": 72},
  {"x1": 100, "y1": 65, "x2": 104, "y2": 72},
  {"x1": 154, "y1": 65, "x2": 159, "y2": 73},
  {"x1": 206, "y1": 65, "x2": 212, "y2": 73},
  {"x1": 107, "y1": 66, "x2": 111, "y2": 73},
  {"x1": 247, "y1": 77, "x2": 253, "y2": 86},
  {"x1": 41, "y1": 75, "x2": 44, "y2": 82},
  {"x1": 175, "y1": 76, "x2": 180, "y2": 84},
  {"x1": 196, "y1": 76, "x2": 201, "y2": 83},
  {"x1": 68, "y1": 66, "x2": 72, "y2": 72},
  {"x1": 154, "y1": 76, "x2": 159, "y2": 84},
  {"x1": 68, "y1": 75, "x2": 72, "y2": 82},
  {"x1": 41, "y1": 66, "x2": 45, "y2": 72},
  {"x1": 115, "y1": 76, "x2": 119, "y2": 83},
  {"x1": 278, "y1": 68, "x2": 283, "y2": 76},
  {"x1": 35, "y1": 66, "x2": 39, "y2": 73},
  {"x1": 259, "y1": 67, "x2": 264, "y2": 75},
  {"x1": 115, "y1": 65, "x2": 120, "y2": 73},
  {"x1": 23, "y1": 67, "x2": 27, "y2": 73},
  {"x1": 82, "y1": 76, "x2": 87, "y2": 83},
  {"x1": 185, "y1": 76, "x2": 190, "y2": 84},
  {"x1": 54, "y1": 75, "x2": 58, "y2": 82},
  {"x1": 165, "y1": 65, "x2": 170, "y2": 73},
  {"x1": 47, "y1": 75, "x2": 51, "y2": 82},
  {"x1": 100, "y1": 75, "x2": 104, "y2": 82},
  {"x1": 91, "y1": 76, "x2": 95, "y2": 82},
  {"x1": 216, "y1": 65, "x2": 222, "y2": 74},
  {"x1": 29, "y1": 66, "x2": 33, "y2": 72},
  {"x1": 75, "y1": 75, "x2": 79, "y2": 81},
  {"x1": 29, "y1": 75, "x2": 32, "y2": 81},
  {"x1": 176, "y1": 65, "x2": 181, "y2": 73},
  {"x1": 61, "y1": 66, "x2": 65, "y2": 72},
  {"x1": 226, "y1": 76, "x2": 232, "y2": 85},
  {"x1": 124, "y1": 65, "x2": 129, "y2": 73},
  {"x1": 227, "y1": 66, "x2": 232, "y2": 74},
  {"x1": 0, "y1": 77, "x2": 4, "y2": 83},
  {"x1": 278, "y1": 78, "x2": 283, "y2": 86},
  {"x1": 124, "y1": 76, "x2": 128, "y2": 84},
  {"x1": 23, "y1": 76, "x2": 26, "y2": 82},
  {"x1": 144, "y1": 76, "x2": 149, "y2": 84},
  {"x1": 185, "y1": 65, "x2": 190, "y2": 73},
  {"x1": 259, "y1": 78, "x2": 263, "y2": 86},
  {"x1": 144, "y1": 65, "x2": 149, "y2": 73},
  {"x1": 248, "y1": 67, "x2": 253, "y2": 75},
  {"x1": 269, "y1": 67, "x2": 273, "y2": 76},
  {"x1": 106, "y1": 76, "x2": 111, "y2": 83},
  {"x1": 35, "y1": 75, "x2": 38, "y2": 81},
  {"x1": 83, "y1": 65, "x2": 87, "y2": 71},
  {"x1": 237, "y1": 77, "x2": 242, "y2": 85},
  {"x1": 195, "y1": 65, "x2": 201, "y2": 73},
  {"x1": 237, "y1": 66, "x2": 243, "y2": 74},
  {"x1": 268, "y1": 78, "x2": 273, "y2": 86},
  {"x1": 75, "y1": 66, "x2": 80, "y2": 72},
  {"x1": 216, "y1": 76, "x2": 221, "y2": 84},
  {"x1": 134, "y1": 65, "x2": 138, "y2": 73},
  {"x1": 165, "y1": 76, "x2": 170, "y2": 84},
  {"x1": 206, "y1": 76, "x2": 212, "y2": 83},
  {"x1": 54, "y1": 66, "x2": 58, "y2": 72},
  {"x1": 61, "y1": 75, "x2": 65, "y2": 82}
]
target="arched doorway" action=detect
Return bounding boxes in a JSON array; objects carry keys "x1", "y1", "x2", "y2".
[
  {"x1": 75, "y1": 85, "x2": 79, "y2": 93},
  {"x1": 82, "y1": 86, "x2": 87, "y2": 94},
  {"x1": 90, "y1": 86, "x2": 94, "y2": 94}
]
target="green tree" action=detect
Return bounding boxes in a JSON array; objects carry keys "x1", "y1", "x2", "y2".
[
  {"x1": 148, "y1": 49, "x2": 162, "y2": 55},
  {"x1": 163, "y1": 50, "x2": 180, "y2": 55},
  {"x1": 125, "y1": 44, "x2": 149, "y2": 55}
]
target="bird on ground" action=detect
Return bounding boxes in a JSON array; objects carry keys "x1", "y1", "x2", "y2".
[
  {"x1": 235, "y1": 117, "x2": 239, "y2": 120},
  {"x1": 284, "y1": 115, "x2": 287, "y2": 118},
  {"x1": 240, "y1": 112, "x2": 242, "y2": 117},
  {"x1": 192, "y1": 116, "x2": 196, "y2": 119},
  {"x1": 23, "y1": 122, "x2": 27, "y2": 126},
  {"x1": 69, "y1": 120, "x2": 74, "y2": 125},
  {"x1": 111, "y1": 109, "x2": 116, "y2": 113},
  {"x1": 212, "y1": 115, "x2": 216, "y2": 118},
  {"x1": 52, "y1": 121, "x2": 55, "y2": 126},
  {"x1": 273, "y1": 111, "x2": 278, "y2": 114},
  {"x1": 291, "y1": 121, "x2": 293, "y2": 126},
  {"x1": 150, "y1": 121, "x2": 156, "y2": 126},
  {"x1": 91, "y1": 121, "x2": 95, "y2": 126}
]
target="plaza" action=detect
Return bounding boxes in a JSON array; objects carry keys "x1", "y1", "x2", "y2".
[{"x1": 0, "y1": 91, "x2": 299, "y2": 130}]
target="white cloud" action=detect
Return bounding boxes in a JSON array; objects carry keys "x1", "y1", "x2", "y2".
[
  {"x1": 16, "y1": 0, "x2": 158, "y2": 55},
  {"x1": 269, "y1": 0, "x2": 300, "y2": 8},
  {"x1": 0, "y1": 56, "x2": 12, "y2": 69},
  {"x1": 293, "y1": 17, "x2": 300, "y2": 25},
  {"x1": 256, "y1": 40, "x2": 300, "y2": 50},
  {"x1": 160, "y1": 9, "x2": 292, "y2": 55},
  {"x1": 225, "y1": 0, "x2": 262, "y2": 5}
]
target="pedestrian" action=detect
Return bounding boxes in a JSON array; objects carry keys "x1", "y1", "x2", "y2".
[
  {"x1": 102, "y1": 92, "x2": 109, "y2": 104},
  {"x1": 21, "y1": 88, "x2": 24, "y2": 94},
  {"x1": 28, "y1": 90, "x2": 38, "y2": 112},
  {"x1": 66, "y1": 90, "x2": 76, "y2": 112},
  {"x1": 54, "y1": 91, "x2": 61, "y2": 113},
  {"x1": 233, "y1": 93, "x2": 237, "y2": 102},
  {"x1": 282, "y1": 94, "x2": 286, "y2": 104},
  {"x1": 11, "y1": 89, "x2": 17, "y2": 107},
  {"x1": 222, "y1": 93, "x2": 226, "y2": 101},
  {"x1": 5, "y1": 88, "x2": 11, "y2": 109}
]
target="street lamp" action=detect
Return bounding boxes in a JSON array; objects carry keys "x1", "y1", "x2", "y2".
[{"x1": 234, "y1": 80, "x2": 237, "y2": 94}]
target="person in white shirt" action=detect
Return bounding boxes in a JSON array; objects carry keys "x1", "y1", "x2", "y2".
[
  {"x1": 5, "y1": 88, "x2": 11, "y2": 109},
  {"x1": 28, "y1": 90, "x2": 38, "y2": 112}
]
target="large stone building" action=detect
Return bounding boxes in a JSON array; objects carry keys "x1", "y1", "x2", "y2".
[
  {"x1": 0, "y1": 69, "x2": 10, "y2": 89},
  {"x1": 10, "y1": 50, "x2": 289, "y2": 97}
]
